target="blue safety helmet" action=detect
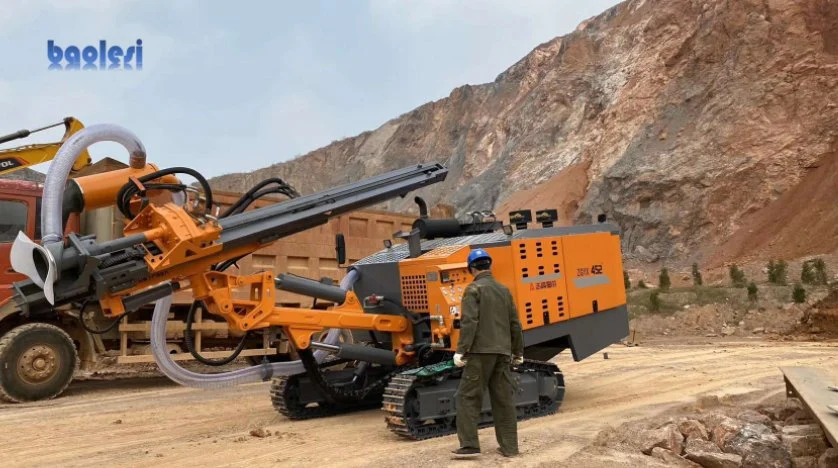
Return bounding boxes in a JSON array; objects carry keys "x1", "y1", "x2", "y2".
[{"x1": 467, "y1": 248, "x2": 492, "y2": 268}]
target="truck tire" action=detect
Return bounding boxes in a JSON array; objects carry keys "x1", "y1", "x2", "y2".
[{"x1": 0, "y1": 323, "x2": 78, "y2": 403}]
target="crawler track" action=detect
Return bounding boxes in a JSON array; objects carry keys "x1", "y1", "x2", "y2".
[{"x1": 382, "y1": 359, "x2": 564, "y2": 440}]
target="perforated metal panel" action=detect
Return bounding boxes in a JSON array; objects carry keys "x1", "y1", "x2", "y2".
[
  {"x1": 423, "y1": 244, "x2": 466, "y2": 259},
  {"x1": 353, "y1": 232, "x2": 510, "y2": 266},
  {"x1": 401, "y1": 274, "x2": 428, "y2": 312}
]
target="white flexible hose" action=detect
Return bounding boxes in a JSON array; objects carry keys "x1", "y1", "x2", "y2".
[
  {"x1": 41, "y1": 124, "x2": 145, "y2": 244},
  {"x1": 149, "y1": 269, "x2": 359, "y2": 388}
]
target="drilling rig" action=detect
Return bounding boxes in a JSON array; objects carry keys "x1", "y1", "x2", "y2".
[{"x1": 10, "y1": 125, "x2": 628, "y2": 439}]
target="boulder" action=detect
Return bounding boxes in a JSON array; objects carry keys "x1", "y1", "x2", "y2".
[
  {"x1": 711, "y1": 417, "x2": 744, "y2": 448},
  {"x1": 738, "y1": 409, "x2": 773, "y2": 426},
  {"x1": 819, "y1": 448, "x2": 838, "y2": 468},
  {"x1": 724, "y1": 423, "x2": 791, "y2": 468},
  {"x1": 678, "y1": 419, "x2": 710, "y2": 441},
  {"x1": 792, "y1": 456, "x2": 817, "y2": 468},
  {"x1": 700, "y1": 413, "x2": 731, "y2": 432},
  {"x1": 753, "y1": 327, "x2": 765, "y2": 334},
  {"x1": 638, "y1": 423, "x2": 685, "y2": 455},
  {"x1": 684, "y1": 438, "x2": 741, "y2": 468},
  {"x1": 650, "y1": 447, "x2": 701, "y2": 467},
  {"x1": 776, "y1": 399, "x2": 804, "y2": 421},
  {"x1": 781, "y1": 425, "x2": 827, "y2": 457},
  {"x1": 784, "y1": 410, "x2": 814, "y2": 426},
  {"x1": 782, "y1": 425, "x2": 824, "y2": 437}
]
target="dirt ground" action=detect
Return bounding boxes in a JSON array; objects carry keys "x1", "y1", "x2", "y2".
[{"x1": 1, "y1": 340, "x2": 836, "y2": 467}]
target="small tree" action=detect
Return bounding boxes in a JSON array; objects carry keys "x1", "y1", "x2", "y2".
[
  {"x1": 729, "y1": 264, "x2": 746, "y2": 288},
  {"x1": 747, "y1": 281, "x2": 758, "y2": 302},
  {"x1": 659, "y1": 268, "x2": 671, "y2": 291},
  {"x1": 623, "y1": 271, "x2": 631, "y2": 290},
  {"x1": 638, "y1": 279, "x2": 648, "y2": 289},
  {"x1": 649, "y1": 291, "x2": 661, "y2": 312},
  {"x1": 775, "y1": 260, "x2": 788, "y2": 285},
  {"x1": 692, "y1": 263, "x2": 703, "y2": 286},
  {"x1": 813, "y1": 258, "x2": 828, "y2": 285},
  {"x1": 801, "y1": 261, "x2": 815, "y2": 285},
  {"x1": 767, "y1": 259, "x2": 776, "y2": 283},
  {"x1": 792, "y1": 283, "x2": 806, "y2": 303}
]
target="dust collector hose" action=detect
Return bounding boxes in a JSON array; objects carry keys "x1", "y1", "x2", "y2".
[
  {"x1": 41, "y1": 124, "x2": 146, "y2": 244},
  {"x1": 149, "y1": 269, "x2": 360, "y2": 389}
]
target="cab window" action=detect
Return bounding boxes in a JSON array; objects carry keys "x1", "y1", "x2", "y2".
[
  {"x1": 34, "y1": 197, "x2": 42, "y2": 240},
  {"x1": 0, "y1": 200, "x2": 28, "y2": 242}
]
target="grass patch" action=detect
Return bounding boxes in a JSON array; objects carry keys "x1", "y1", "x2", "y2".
[{"x1": 626, "y1": 283, "x2": 829, "y2": 318}]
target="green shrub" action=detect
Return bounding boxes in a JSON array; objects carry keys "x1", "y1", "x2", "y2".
[
  {"x1": 649, "y1": 291, "x2": 661, "y2": 312},
  {"x1": 729, "y1": 264, "x2": 746, "y2": 288},
  {"x1": 792, "y1": 283, "x2": 806, "y2": 303},
  {"x1": 691, "y1": 263, "x2": 703, "y2": 286},
  {"x1": 767, "y1": 260, "x2": 776, "y2": 283},
  {"x1": 623, "y1": 271, "x2": 631, "y2": 289},
  {"x1": 813, "y1": 258, "x2": 828, "y2": 285},
  {"x1": 659, "y1": 268, "x2": 671, "y2": 291},
  {"x1": 801, "y1": 261, "x2": 815, "y2": 284},
  {"x1": 774, "y1": 260, "x2": 788, "y2": 285},
  {"x1": 747, "y1": 282, "x2": 758, "y2": 302}
]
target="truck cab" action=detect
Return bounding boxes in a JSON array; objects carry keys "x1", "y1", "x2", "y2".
[{"x1": 0, "y1": 179, "x2": 43, "y2": 306}]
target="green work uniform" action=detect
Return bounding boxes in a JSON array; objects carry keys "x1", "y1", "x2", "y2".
[{"x1": 455, "y1": 270, "x2": 524, "y2": 454}]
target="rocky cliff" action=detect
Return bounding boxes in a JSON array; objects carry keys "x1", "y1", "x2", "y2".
[{"x1": 209, "y1": 0, "x2": 838, "y2": 266}]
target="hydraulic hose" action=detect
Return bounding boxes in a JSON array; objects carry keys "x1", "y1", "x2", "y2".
[
  {"x1": 41, "y1": 124, "x2": 146, "y2": 244},
  {"x1": 149, "y1": 269, "x2": 360, "y2": 388}
]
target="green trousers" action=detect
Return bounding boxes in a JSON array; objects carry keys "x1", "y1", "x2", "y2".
[{"x1": 455, "y1": 353, "x2": 518, "y2": 454}]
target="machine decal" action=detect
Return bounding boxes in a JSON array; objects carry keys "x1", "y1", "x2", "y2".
[
  {"x1": 576, "y1": 264, "x2": 603, "y2": 277},
  {"x1": 530, "y1": 279, "x2": 558, "y2": 291},
  {"x1": 572, "y1": 275, "x2": 611, "y2": 288},
  {"x1": 522, "y1": 272, "x2": 562, "y2": 284},
  {"x1": 0, "y1": 157, "x2": 24, "y2": 171}
]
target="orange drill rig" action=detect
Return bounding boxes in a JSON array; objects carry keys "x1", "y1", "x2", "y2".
[{"x1": 10, "y1": 137, "x2": 628, "y2": 439}]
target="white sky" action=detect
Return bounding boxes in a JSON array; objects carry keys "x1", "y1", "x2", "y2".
[{"x1": 1, "y1": 0, "x2": 620, "y2": 178}]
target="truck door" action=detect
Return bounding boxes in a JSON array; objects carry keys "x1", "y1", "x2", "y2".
[{"x1": 0, "y1": 195, "x2": 35, "y2": 304}]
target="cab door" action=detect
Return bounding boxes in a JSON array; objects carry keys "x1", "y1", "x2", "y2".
[{"x1": 0, "y1": 195, "x2": 36, "y2": 305}]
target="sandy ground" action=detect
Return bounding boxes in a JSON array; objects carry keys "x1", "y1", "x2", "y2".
[{"x1": 1, "y1": 340, "x2": 836, "y2": 468}]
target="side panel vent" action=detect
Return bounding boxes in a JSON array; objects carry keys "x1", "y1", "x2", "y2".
[{"x1": 400, "y1": 274, "x2": 428, "y2": 312}]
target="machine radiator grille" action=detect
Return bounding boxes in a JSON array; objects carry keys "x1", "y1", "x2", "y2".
[{"x1": 401, "y1": 275, "x2": 428, "y2": 312}]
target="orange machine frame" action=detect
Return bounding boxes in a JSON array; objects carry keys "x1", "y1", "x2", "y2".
[{"x1": 396, "y1": 231, "x2": 626, "y2": 352}]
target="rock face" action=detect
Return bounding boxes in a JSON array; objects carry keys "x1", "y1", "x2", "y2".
[{"x1": 209, "y1": 0, "x2": 838, "y2": 266}]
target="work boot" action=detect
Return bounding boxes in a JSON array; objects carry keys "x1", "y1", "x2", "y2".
[
  {"x1": 496, "y1": 448, "x2": 518, "y2": 458},
  {"x1": 451, "y1": 447, "x2": 481, "y2": 458}
]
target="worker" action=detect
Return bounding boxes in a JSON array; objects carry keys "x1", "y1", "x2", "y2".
[{"x1": 451, "y1": 248, "x2": 524, "y2": 459}]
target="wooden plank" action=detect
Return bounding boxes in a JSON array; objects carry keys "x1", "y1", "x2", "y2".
[
  {"x1": 781, "y1": 366, "x2": 838, "y2": 447},
  {"x1": 116, "y1": 348, "x2": 273, "y2": 364}
]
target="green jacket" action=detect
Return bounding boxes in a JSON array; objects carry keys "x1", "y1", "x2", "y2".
[{"x1": 456, "y1": 270, "x2": 524, "y2": 356}]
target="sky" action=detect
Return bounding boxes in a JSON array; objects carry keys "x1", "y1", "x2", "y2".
[{"x1": 1, "y1": 0, "x2": 619, "y2": 179}]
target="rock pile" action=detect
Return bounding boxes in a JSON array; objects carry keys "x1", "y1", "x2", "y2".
[{"x1": 592, "y1": 398, "x2": 835, "y2": 467}]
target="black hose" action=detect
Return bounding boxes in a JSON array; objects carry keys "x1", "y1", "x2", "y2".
[
  {"x1": 117, "y1": 167, "x2": 213, "y2": 219},
  {"x1": 211, "y1": 178, "x2": 299, "y2": 272},
  {"x1": 221, "y1": 178, "x2": 299, "y2": 218},
  {"x1": 76, "y1": 301, "x2": 131, "y2": 334},
  {"x1": 184, "y1": 300, "x2": 248, "y2": 366}
]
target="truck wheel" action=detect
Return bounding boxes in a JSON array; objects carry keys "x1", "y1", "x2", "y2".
[{"x1": 0, "y1": 323, "x2": 78, "y2": 403}]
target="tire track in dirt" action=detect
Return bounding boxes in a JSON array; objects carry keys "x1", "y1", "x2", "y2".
[{"x1": 2, "y1": 341, "x2": 836, "y2": 467}]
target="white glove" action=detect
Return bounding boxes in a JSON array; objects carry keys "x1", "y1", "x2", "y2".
[
  {"x1": 453, "y1": 353, "x2": 467, "y2": 368},
  {"x1": 512, "y1": 355, "x2": 524, "y2": 366}
]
